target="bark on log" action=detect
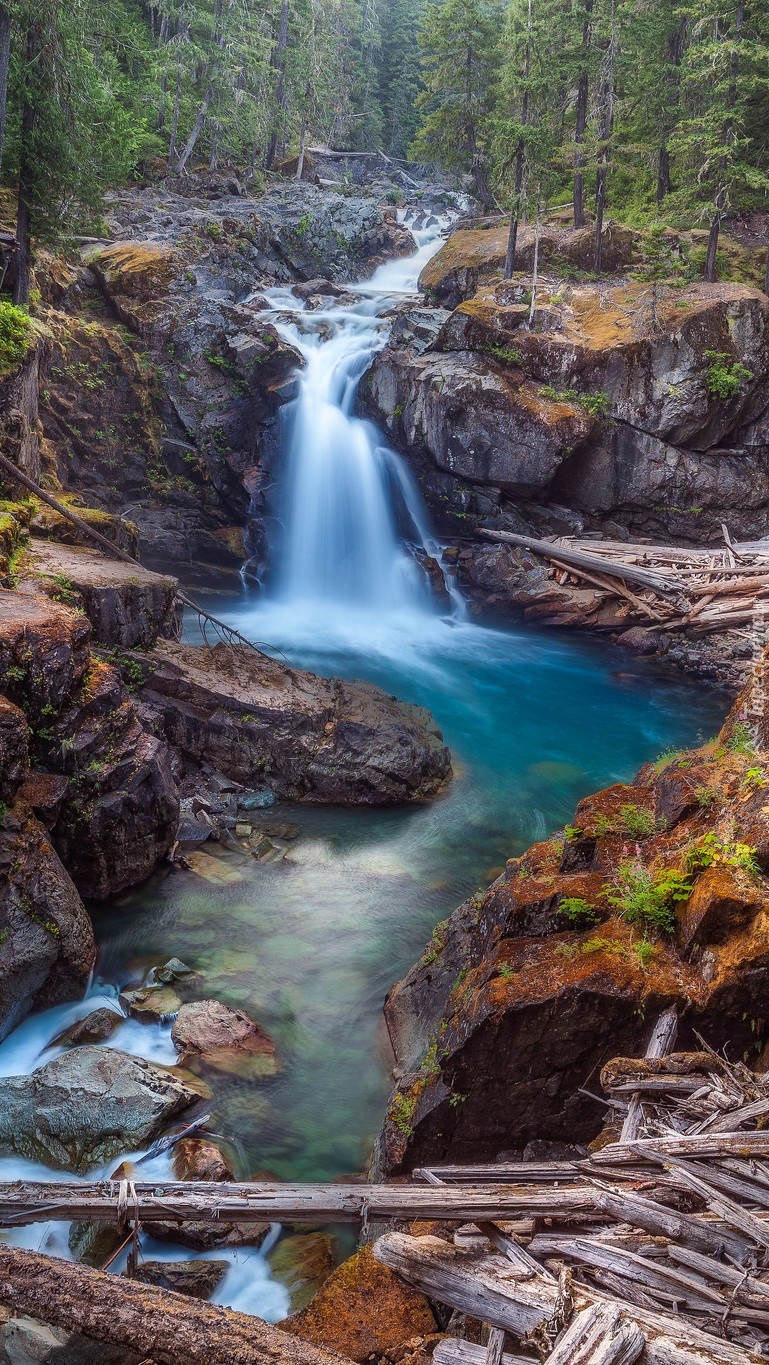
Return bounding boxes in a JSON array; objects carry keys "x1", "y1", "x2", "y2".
[{"x1": 0, "y1": 1244, "x2": 352, "y2": 1365}]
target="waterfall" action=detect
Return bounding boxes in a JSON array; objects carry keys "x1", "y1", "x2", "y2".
[{"x1": 257, "y1": 219, "x2": 456, "y2": 617}]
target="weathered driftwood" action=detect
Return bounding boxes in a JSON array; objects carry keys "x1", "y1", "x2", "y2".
[
  {"x1": 0, "y1": 1245, "x2": 352, "y2": 1365},
  {"x1": 413, "y1": 1164, "x2": 583, "y2": 1185},
  {"x1": 592, "y1": 1190, "x2": 748, "y2": 1261},
  {"x1": 0, "y1": 1180, "x2": 601, "y2": 1226},
  {"x1": 434, "y1": 1342, "x2": 533, "y2": 1365},
  {"x1": 477, "y1": 529, "x2": 683, "y2": 600},
  {"x1": 546, "y1": 1303, "x2": 644, "y2": 1365},
  {"x1": 620, "y1": 1006, "x2": 679, "y2": 1143},
  {"x1": 593, "y1": 1132, "x2": 769, "y2": 1166},
  {"x1": 372, "y1": 1233, "x2": 763, "y2": 1365}
]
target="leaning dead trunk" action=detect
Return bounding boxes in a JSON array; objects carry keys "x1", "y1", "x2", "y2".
[
  {"x1": 573, "y1": 0, "x2": 593, "y2": 227},
  {"x1": 503, "y1": 0, "x2": 532, "y2": 279},
  {"x1": 0, "y1": 1245, "x2": 352, "y2": 1365}
]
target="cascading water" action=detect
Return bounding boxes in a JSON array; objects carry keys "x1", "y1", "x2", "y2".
[{"x1": 259, "y1": 218, "x2": 462, "y2": 621}]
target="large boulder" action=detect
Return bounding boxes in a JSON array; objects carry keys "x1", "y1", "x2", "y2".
[
  {"x1": 49, "y1": 656, "x2": 179, "y2": 900},
  {"x1": 138, "y1": 640, "x2": 452, "y2": 804},
  {"x1": 439, "y1": 282, "x2": 769, "y2": 451},
  {"x1": 366, "y1": 348, "x2": 596, "y2": 498},
  {"x1": 0, "y1": 805, "x2": 95, "y2": 1043},
  {"x1": 373, "y1": 694, "x2": 769, "y2": 1177},
  {"x1": 17, "y1": 541, "x2": 180, "y2": 649},
  {"x1": 280, "y1": 1243, "x2": 437, "y2": 1361},
  {"x1": 0, "y1": 1047, "x2": 198, "y2": 1171}
]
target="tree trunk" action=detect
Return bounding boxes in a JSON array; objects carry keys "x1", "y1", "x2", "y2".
[
  {"x1": 656, "y1": 145, "x2": 670, "y2": 205},
  {"x1": 704, "y1": 0, "x2": 744, "y2": 285},
  {"x1": 168, "y1": 69, "x2": 182, "y2": 168},
  {"x1": 296, "y1": 112, "x2": 307, "y2": 179},
  {"x1": 265, "y1": 0, "x2": 290, "y2": 169},
  {"x1": 573, "y1": 0, "x2": 593, "y2": 228},
  {"x1": 464, "y1": 47, "x2": 495, "y2": 212},
  {"x1": 593, "y1": 0, "x2": 617, "y2": 276},
  {"x1": 503, "y1": 0, "x2": 531, "y2": 279},
  {"x1": 0, "y1": 1245, "x2": 351, "y2": 1365},
  {"x1": 175, "y1": 83, "x2": 213, "y2": 175},
  {"x1": 0, "y1": 5, "x2": 12, "y2": 178},
  {"x1": 527, "y1": 183, "x2": 541, "y2": 324},
  {"x1": 704, "y1": 210, "x2": 722, "y2": 284},
  {"x1": 13, "y1": 23, "x2": 39, "y2": 307}
]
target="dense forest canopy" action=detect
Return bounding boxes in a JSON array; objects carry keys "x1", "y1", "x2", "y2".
[{"x1": 0, "y1": 0, "x2": 768, "y2": 297}]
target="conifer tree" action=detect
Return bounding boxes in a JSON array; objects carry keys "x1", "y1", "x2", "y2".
[{"x1": 411, "y1": 0, "x2": 502, "y2": 209}]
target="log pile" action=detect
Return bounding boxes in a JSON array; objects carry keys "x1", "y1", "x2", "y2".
[
  {"x1": 479, "y1": 527, "x2": 769, "y2": 636},
  {"x1": 377, "y1": 1009, "x2": 769, "y2": 1364}
]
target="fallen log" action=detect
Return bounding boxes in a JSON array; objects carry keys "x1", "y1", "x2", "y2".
[
  {"x1": 434, "y1": 1342, "x2": 533, "y2": 1365},
  {"x1": 620, "y1": 1007, "x2": 678, "y2": 1144},
  {"x1": 0, "y1": 1244, "x2": 352, "y2": 1365},
  {"x1": 592, "y1": 1131, "x2": 769, "y2": 1166},
  {"x1": 0, "y1": 1179, "x2": 600, "y2": 1226},
  {"x1": 477, "y1": 530, "x2": 684, "y2": 601},
  {"x1": 592, "y1": 1190, "x2": 748, "y2": 1261}
]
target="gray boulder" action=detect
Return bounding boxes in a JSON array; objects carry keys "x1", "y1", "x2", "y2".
[{"x1": 0, "y1": 1047, "x2": 198, "y2": 1171}]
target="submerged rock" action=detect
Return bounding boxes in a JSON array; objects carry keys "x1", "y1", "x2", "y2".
[
  {"x1": 172, "y1": 1135, "x2": 234, "y2": 1182},
  {"x1": 171, "y1": 998, "x2": 279, "y2": 1078},
  {"x1": 138, "y1": 640, "x2": 452, "y2": 804},
  {"x1": 0, "y1": 1046, "x2": 198, "y2": 1171},
  {"x1": 269, "y1": 1232, "x2": 337, "y2": 1314},
  {"x1": 119, "y1": 983, "x2": 182, "y2": 1022}
]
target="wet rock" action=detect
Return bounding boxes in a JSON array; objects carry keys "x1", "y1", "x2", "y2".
[
  {"x1": 239, "y1": 790, "x2": 276, "y2": 810},
  {"x1": 51, "y1": 1007, "x2": 124, "y2": 1048},
  {"x1": 15, "y1": 772, "x2": 69, "y2": 829},
  {"x1": 17, "y1": 541, "x2": 180, "y2": 649},
  {"x1": 171, "y1": 999, "x2": 279, "y2": 1078},
  {"x1": 0, "y1": 589, "x2": 90, "y2": 724},
  {"x1": 130, "y1": 1258, "x2": 230, "y2": 1300},
  {"x1": 366, "y1": 349, "x2": 596, "y2": 499},
  {"x1": 119, "y1": 983, "x2": 182, "y2": 1022},
  {"x1": 0, "y1": 696, "x2": 27, "y2": 802},
  {"x1": 155, "y1": 957, "x2": 195, "y2": 984},
  {"x1": 0, "y1": 806, "x2": 96, "y2": 1044},
  {"x1": 138, "y1": 640, "x2": 451, "y2": 804},
  {"x1": 172, "y1": 1136, "x2": 234, "y2": 1182},
  {"x1": 0, "y1": 1046, "x2": 198, "y2": 1171},
  {"x1": 292, "y1": 278, "x2": 345, "y2": 299},
  {"x1": 280, "y1": 1243, "x2": 437, "y2": 1360},
  {"x1": 145, "y1": 1217, "x2": 271, "y2": 1251},
  {"x1": 269, "y1": 1232, "x2": 336, "y2": 1314},
  {"x1": 0, "y1": 1316, "x2": 139, "y2": 1364},
  {"x1": 68, "y1": 1218, "x2": 125, "y2": 1268},
  {"x1": 50, "y1": 658, "x2": 179, "y2": 900}
]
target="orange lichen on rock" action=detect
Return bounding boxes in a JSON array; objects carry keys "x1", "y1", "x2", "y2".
[{"x1": 280, "y1": 1243, "x2": 437, "y2": 1363}]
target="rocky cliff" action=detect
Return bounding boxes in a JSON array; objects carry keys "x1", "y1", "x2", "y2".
[{"x1": 373, "y1": 681, "x2": 769, "y2": 1176}]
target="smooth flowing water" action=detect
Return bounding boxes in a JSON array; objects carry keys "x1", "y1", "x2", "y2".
[{"x1": 0, "y1": 215, "x2": 728, "y2": 1315}]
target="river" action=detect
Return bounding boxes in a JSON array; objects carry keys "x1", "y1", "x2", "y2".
[{"x1": 0, "y1": 214, "x2": 727, "y2": 1318}]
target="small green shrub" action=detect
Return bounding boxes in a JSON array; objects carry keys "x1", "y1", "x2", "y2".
[
  {"x1": 620, "y1": 804, "x2": 658, "y2": 837},
  {"x1": 422, "y1": 919, "x2": 449, "y2": 965},
  {"x1": 559, "y1": 896, "x2": 600, "y2": 928},
  {"x1": 686, "y1": 833, "x2": 761, "y2": 879},
  {"x1": 704, "y1": 350, "x2": 754, "y2": 400},
  {"x1": 0, "y1": 302, "x2": 31, "y2": 372},
  {"x1": 556, "y1": 935, "x2": 625, "y2": 960},
  {"x1": 0, "y1": 799, "x2": 6, "y2": 828},
  {"x1": 390, "y1": 1093, "x2": 416, "y2": 1135},
  {"x1": 538, "y1": 384, "x2": 611, "y2": 418},
  {"x1": 604, "y1": 860, "x2": 688, "y2": 935},
  {"x1": 728, "y1": 719, "x2": 755, "y2": 754},
  {"x1": 635, "y1": 939, "x2": 656, "y2": 972},
  {"x1": 483, "y1": 343, "x2": 522, "y2": 365}
]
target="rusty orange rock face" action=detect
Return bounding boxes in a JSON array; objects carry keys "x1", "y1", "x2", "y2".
[{"x1": 281, "y1": 1243, "x2": 437, "y2": 1363}]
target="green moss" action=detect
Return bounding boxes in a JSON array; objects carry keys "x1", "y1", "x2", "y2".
[{"x1": 0, "y1": 302, "x2": 32, "y2": 374}]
